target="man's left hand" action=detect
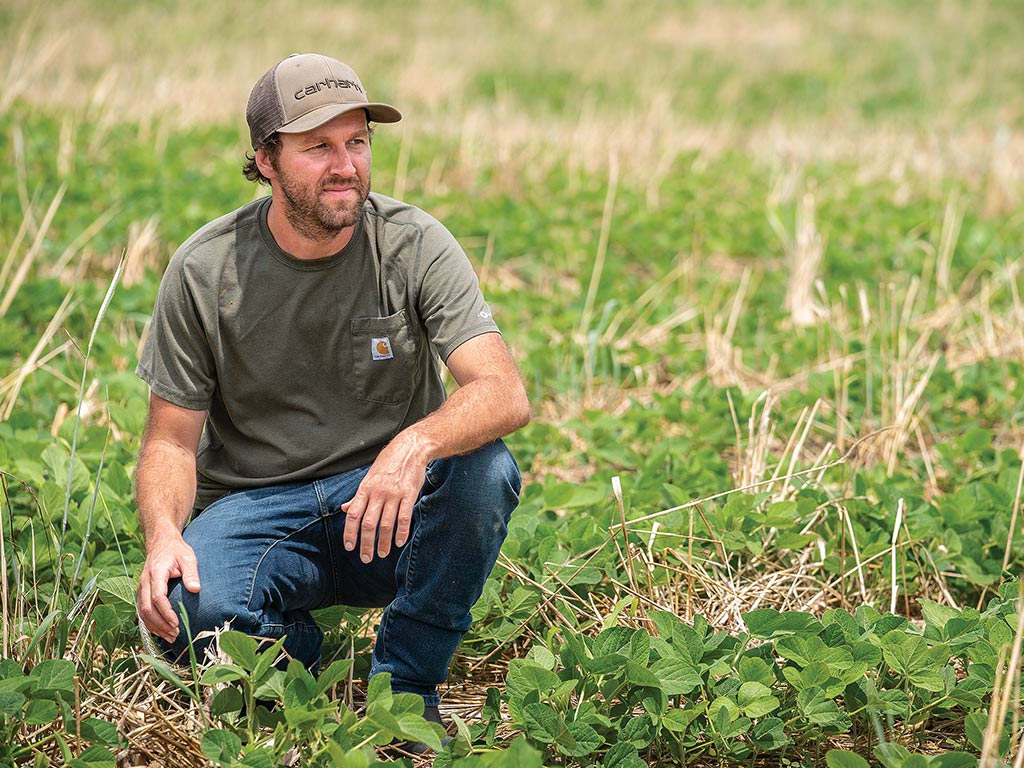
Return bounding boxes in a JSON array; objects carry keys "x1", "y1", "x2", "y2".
[{"x1": 341, "y1": 432, "x2": 432, "y2": 562}]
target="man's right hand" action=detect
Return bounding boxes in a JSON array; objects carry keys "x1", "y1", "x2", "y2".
[{"x1": 137, "y1": 534, "x2": 201, "y2": 643}]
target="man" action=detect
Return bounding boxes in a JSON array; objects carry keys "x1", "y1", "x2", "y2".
[{"x1": 134, "y1": 53, "x2": 530, "y2": 743}]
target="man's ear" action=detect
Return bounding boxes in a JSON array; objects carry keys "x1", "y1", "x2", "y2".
[{"x1": 255, "y1": 147, "x2": 277, "y2": 180}]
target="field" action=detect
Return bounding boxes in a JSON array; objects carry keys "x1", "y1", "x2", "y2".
[{"x1": 2, "y1": 0, "x2": 1024, "y2": 765}]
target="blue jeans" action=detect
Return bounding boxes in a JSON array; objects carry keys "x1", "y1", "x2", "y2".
[{"x1": 161, "y1": 440, "x2": 520, "y2": 705}]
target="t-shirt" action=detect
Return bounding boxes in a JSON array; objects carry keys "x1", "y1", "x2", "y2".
[{"x1": 136, "y1": 192, "x2": 499, "y2": 509}]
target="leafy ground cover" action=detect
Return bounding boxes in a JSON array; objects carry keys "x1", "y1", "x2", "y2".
[{"x1": 2, "y1": 1, "x2": 1024, "y2": 766}]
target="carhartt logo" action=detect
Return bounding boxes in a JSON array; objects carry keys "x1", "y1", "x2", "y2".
[
  {"x1": 371, "y1": 337, "x2": 394, "y2": 361},
  {"x1": 294, "y1": 78, "x2": 364, "y2": 100}
]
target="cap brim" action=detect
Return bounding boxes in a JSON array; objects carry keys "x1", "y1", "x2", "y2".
[{"x1": 277, "y1": 102, "x2": 402, "y2": 134}]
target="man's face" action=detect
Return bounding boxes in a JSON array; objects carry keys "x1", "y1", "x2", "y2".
[{"x1": 265, "y1": 110, "x2": 372, "y2": 241}]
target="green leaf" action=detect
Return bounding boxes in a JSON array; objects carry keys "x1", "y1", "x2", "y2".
[
  {"x1": 29, "y1": 659, "x2": 76, "y2": 694},
  {"x1": 931, "y1": 753, "x2": 980, "y2": 768},
  {"x1": 366, "y1": 672, "x2": 393, "y2": 708},
  {"x1": 750, "y1": 716, "x2": 789, "y2": 750},
  {"x1": 200, "y1": 665, "x2": 247, "y2": 686},
  {"x1": 650, "y1": 657, "x2": 701, "y2": 695},
  {"x1": 662, "y1": 705, "x2": 703, "y2": 735},
  {"x1": 316, "y1": 658, "x2": 354, "y2": 695},
  {"x1": 918, "y1": 599, "x2": 960, "y2": 631},
  {"x1": 67, "y1": 746, "x2": 116, "y2": 768},
  {"x1": 624, "y1": 661, "x2": 662, "y2": 688},
  {"x1": 743, "y1": 609, "x2": 821, "y2": 638},
  {"x1": 217, "y1": 632, "x2": 259, "y2": 671},
  {"x1": 826, "y1": 750, "x2": 870, "y2": 768},
  {"x1": 585, "y1": 653, "x2": 629, "y2": 676},
  {"x1": 396, "y1": 713, "x2": 442, "y2": 751},
  {"x1": 239, "y1": 750, "x2": 277, "y2": 768},
  {"x1": 964, "y1": 711, "x2": 988, "y2": 751},
  {"x1": 507, "y1": 659, "x2": 561, "y2": 698},
  {"x1": 23, "y1": 698, "x2": 58, "y2": 725},
  {"x1": 96, "y1": 575, "x2": 136, "y2": 607},
  {"x1": 737, "y1": 681, "x2": 780, "y2": 718},
  {"x1": 797, "y1": 687, "x2": 851, "y2": 731},
  {"x1": 284, "y1": 670, "x2": 319, "y2": 709},
  {"x1": 80, "y1": 717, "x2": 120, "y2": 747},
  {"x1": 560, "y1": 721, "x2": 601, "y2": 757},
  {"x1": 522, "y1": 702, "x2": 559, "y2": 743},
  {"x1": 526, "y1": 644, "x2": 557, "y2": 670},
  {"x1": 210, "y1": 687, "x2": 244, "y2": 717},
  {"x1": 201, "y1": 729, "x2": 242, "y2": 765},
  {"x1": 0, "y1": 690, "x2": 25, "y2": 718},
  {"x1": 603, "y1": 742, "x2": 646, "y2": 768},
  {"x1": 365, "y1": 702, "x2": 402, "y2": 737}
]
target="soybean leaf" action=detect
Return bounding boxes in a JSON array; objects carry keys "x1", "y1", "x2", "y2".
[
  {"x1": 239, "y1": 750, "x2": 276, "y2": 768},
  {"x1": 396, "y1": 713, "x2": 442, "y2": 752},
  {"x1": 560, "y1": 721, "x2": 601, "y2": 757},
  {"x1": 662, "y1": 705, "x2": 704, "y2": 735},
  {"x1": 80, "y1": 717, "x2": 120, "y2": 747},
  {"x1": 24, "y1": 698, "x2": 59, "y2": 725},
  {"x1": 650, "y1": 657, "x2": 702, "y2": 695},
  {"x1": 624, "y1": 661, "x2": 662, "y2": 688},
  {"x1": 67, "y1": 746, "x2": 117, "y2": 768},
  {"x1": 316, "y1": 658, "x2": 354, "y2": 695},
  {"x1": 201, "y1": 729, "x2": 242, "y2": 765},
  {"x1": 210, "y1": 687, "x2": 244, "y2": 717},
  {"x1": 743, "y1": 609, "x2": 821, "y2": 638},
  {"x1": 200, "y1": 665, "x2": 247, "y2": 686},
  {"x1": 522, "y1": 702, "x2": 559, "y2": 743},
  {"x1": 751, "y1": 716, "x2": 789, "y2": 750},
  {"x1": 826, "y1": 750, "x2": 870, "y2": 768},
  {"x1": 737, "y1": 681, "x2": 780, "y2": 718},
  {"x1": 0, "y1": 690, "x2": 25, "y2": 717},
  {"x1": 603, "y1": 742, "x2": 646, "y2": 768},
  {"x1": 29, "y1": 658, "x2": 76, "y2": 694},
  {"x1": 217, "y1": 632, "x2": 259, "y2": 671}
]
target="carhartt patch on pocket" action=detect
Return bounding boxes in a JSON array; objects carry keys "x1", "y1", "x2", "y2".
[{"x1": 371, "y1": 337, "x2": 394, "y2": 360}]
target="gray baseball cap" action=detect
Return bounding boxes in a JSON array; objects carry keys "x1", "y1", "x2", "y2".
[{"x1": 246, "y1": 54, "x2": 402, "y2": 148}]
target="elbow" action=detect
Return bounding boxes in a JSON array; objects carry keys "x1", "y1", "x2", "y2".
[{"x1": 512, "y1": 387, "x2": 531, "y2": 431}]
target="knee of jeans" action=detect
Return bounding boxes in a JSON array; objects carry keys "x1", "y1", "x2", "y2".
[
  {"x1": 166, "y1": 577, "x2": 259, "y2": 640},
  {"x1": 428, "y1": 441, "x2": 522, "y2": 527}
]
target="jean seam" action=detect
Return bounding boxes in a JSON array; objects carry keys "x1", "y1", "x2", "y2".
[{"x1": 244, "y1": 516, "x2": 324, "y2": 615}]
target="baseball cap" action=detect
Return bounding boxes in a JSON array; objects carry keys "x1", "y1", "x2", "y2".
[{"x1": 246, "y1": 54, "x2": 402, "y2": 148}]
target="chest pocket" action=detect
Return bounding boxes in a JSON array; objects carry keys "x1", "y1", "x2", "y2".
[{"x1": 350, "y1": 310, "x2": 419, "y2": 404}]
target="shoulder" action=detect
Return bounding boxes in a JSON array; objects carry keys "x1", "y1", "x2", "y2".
[
  {"x1": 170, "y1": 198, "x2": 266, "y2": 277},
  {"x1": 362, "y1": 193, "x2": 455, "y2": 245}
]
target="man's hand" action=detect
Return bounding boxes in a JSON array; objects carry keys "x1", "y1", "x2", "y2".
[
  {"x1": 137, "y1": 533, "x2": 201, "y2": 643},
  {"x1": 341, "y1": 432, "x2": 433, "y2": 562}
]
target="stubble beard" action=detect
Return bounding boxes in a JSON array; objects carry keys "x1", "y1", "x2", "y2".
[{"x1": 275, "y1": 166, "x2": 371, "y2": 242}]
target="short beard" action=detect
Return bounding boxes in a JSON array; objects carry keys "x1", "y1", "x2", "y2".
[{"x1": 272, "y1": 163, "x2": 370, "y2": 242}]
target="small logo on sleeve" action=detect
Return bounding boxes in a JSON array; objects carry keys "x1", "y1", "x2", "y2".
[{"x1": 371, "y1": 337, "x2": 394, "y2": 360}]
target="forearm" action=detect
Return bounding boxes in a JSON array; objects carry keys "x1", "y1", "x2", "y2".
[
  {"x1": 397, "y1": 373, "x2": 530, "y2": 463},
  {"x1": 135, "y1": 438, "x2": 197, "y2": 547}
]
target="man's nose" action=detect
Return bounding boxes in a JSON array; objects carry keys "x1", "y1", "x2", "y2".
[{"x1": 329, "y1": 147, "x2": 356, "y2": 175}]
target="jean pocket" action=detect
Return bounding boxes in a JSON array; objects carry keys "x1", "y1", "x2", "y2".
[{"x1": 350, "y1": 310, "x2": 419, "y2": 404}]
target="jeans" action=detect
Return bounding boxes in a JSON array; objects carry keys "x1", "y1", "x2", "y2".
[{"x1": 161, "y1": 440, "x2": 521, "y2": 705}]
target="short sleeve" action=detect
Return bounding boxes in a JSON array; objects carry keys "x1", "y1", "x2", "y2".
[
  {"x1": 415, "y1": 222, "x2": 500, "y2": 361},
  {"x1": 135, "y1": 255, "x2": 216, "y2": 410}
]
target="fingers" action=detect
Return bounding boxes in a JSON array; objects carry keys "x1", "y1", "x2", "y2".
[
  {"x1": 342, "y1": 486, "x2": 417, "y2": 562},
  {"x1": 138, "y1": 568, "x2": 179, "y2": 643},
  {"x1": 136, "y1": 542, "x2": 201, "y2": 644}
]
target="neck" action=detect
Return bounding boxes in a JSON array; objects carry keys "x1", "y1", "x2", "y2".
[{"x1": 265, "y1": 200, "x2": 356, "y2": 260}]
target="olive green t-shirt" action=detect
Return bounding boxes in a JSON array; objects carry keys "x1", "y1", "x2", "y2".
[{"x1": 136, "y1": 193, "x2": 499, "y2": 509}]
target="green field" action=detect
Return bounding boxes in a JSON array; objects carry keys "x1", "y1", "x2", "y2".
[{"x1": 2, "y1": 1, "x2": 1024, "y2": 765}]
